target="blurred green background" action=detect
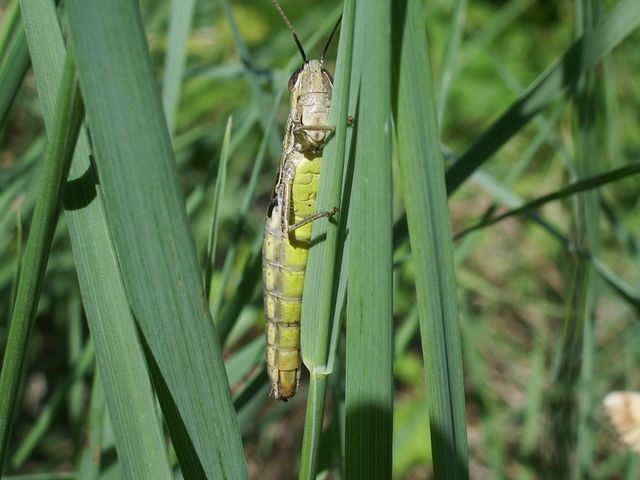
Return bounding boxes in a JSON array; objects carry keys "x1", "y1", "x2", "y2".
[{"x1": 1, "y1": 0, "x2": 640, "y2": 478}]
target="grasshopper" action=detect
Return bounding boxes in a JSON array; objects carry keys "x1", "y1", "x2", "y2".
[{"x1": 263, "y1": 1, "x2": 340, "y2": 401}]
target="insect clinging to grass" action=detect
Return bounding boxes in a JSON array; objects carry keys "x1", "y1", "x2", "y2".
[{"x1": 262, "y1": 0, "x2": 340, "y2": 401}]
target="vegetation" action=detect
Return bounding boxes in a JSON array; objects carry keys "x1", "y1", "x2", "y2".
[{"x1": 0, "y1": 0, "x2": 639, "y2": 478}]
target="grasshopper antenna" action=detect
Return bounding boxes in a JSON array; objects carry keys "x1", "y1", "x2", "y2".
[
  {"x1": 272, "y1": 0, "x2": 306, "y2": 63},
  {"x1": 321, "y1": 16, "x2": 342, "y2": 65}
]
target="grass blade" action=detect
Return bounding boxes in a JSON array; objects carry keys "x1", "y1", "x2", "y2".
[
  {"x1": 65, "y1": 1, "x2": 247, "y2": 476},
  {"x1": 437, "y1": 0, "x2": 467, "y2": 123},
  {"x1": 10, "y1": 341, "x2": 94, "y2": 468},
  {"x1": 455, "y1": 160, "x2": 640, "y2": 239},
  {"x1": 20, "y1": 1, "x2": 174, "y2": 476},
  {"x1": 216, "y1": 0, "x2": 282, "y2": 160},
  {"x1": 0, "y1": 25, "x2": 29, "y2": 128},
  {"x1": 77, "y1": 371, "x2": 106, "y2": 480},
  {"x1": 345, "y1": 1, "x2": 393, "y2": 478},
  {"x1": 209, "y1": 96, "x2": 281, "y2": 324},
  {"x1": 0, "y1": 50, "x2": 82, "y2": 468},
  {"x1": 0, "y1": 0, "x2": 20, "y2": 65},
  {"x1": 162, "y1": 0, "x2": 196, "y2": 134},
  {"x1": 300, "y1": 0, "x2": 355, "y2": 371},
  {"x1": 392, "y1": 0, "x2": 468, "y2": 477},
  {"x1": 204, "y1": 117, "x2": 232, "y2": 299},
  {"x1": 572, "y1": 2, "x2": 600, "y2": 475},
  {"x1": 445, "y1": 0, "x2": 640, "y2": 194},
  {"x1": 469, "y1": 170, "x2": 640, "y2": 312},
  {"x1": 298, "y1": 0, "x2": 355, "y2": 475}
]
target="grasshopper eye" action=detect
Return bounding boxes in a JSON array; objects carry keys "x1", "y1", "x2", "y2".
[{"x1": 288, "y1": 67, "x2": 302, "y2": 92}]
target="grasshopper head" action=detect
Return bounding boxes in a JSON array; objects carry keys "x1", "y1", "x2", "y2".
[{"x1": 289, "y1": 59, "x2": 333, "y2": 151}]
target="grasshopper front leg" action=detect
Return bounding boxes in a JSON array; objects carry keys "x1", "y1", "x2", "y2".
[
  {"x1": 293, "y1": 121, "x2": 335, "y2": 152},
  {"x1": 293, "y1": 124, "x2": 335, "y2": 134}
]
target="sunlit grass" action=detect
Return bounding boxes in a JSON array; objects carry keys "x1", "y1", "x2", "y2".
[{"x1": 1, "y1": 0, "x2": 640, "y2": 478}]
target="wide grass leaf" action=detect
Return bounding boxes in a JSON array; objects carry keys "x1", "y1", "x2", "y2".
[
  {"x1": 345, "y1": 1, "x2": 394, "y2": 478},
  {"x1": 19, "y1": 0, "x2": 174, "y2": 476},
  {"x1": 65, "y1": 1, "x2": 247, "y2": 478}
]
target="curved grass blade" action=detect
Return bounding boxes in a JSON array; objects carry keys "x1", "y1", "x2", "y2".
[
  {"x1": 65, "y1": 1, "x2": 247, "y2": 477},
  {"x1": 392, "y1": 0, "x2": 468, "y2": 477},
  {"x1": 471, "y1": 170, "x2": 640, "y2": 312},
  {"x1": 445, "y1": 0, "x2": 640, "y2": 194},
  {"x1": 0, "y1": 51, "x2": 83, "y2": 469},
  {"x1": 20, "y1": 1, "x2": 174, "y2": 476},
  {"x1": 455, "y1": 161, "x2": 640, "y2": 239}
]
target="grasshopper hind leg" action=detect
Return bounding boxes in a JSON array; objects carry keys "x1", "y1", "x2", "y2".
[
  {"x1": 287, "y1": 206, "x2": 339, "y2": 233},
  {"x1": 278, "y1": 164, "x2": 340, "y2": 233},
  {"x1": 279, "y1": 161, "x2": 339, "y2": 234}
]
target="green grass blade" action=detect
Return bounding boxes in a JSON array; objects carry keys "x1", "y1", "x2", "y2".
[
  {"x1": 445, "y1": 0, "x2": 640, "y2": 194},
  {"x1": 461, "y1": 0, "x2": 534, "y2": 65},
  {"x1": 204, "y1": 116, "x2": 232, "y2": 299},
  {"x1": 225, "y1": 337, "x2": 264, "y2": 387},
  {"x1": 208, "y1": 96, "x2": 281, "y2": 322},
  {"x1": 573, "y1": 2, "x2": 600, "y2": 476},
  {"x1": 0, "y1": 25, "x2": 29, "y2": 128},
  {"x1": 67, "y1": 293, "x2": 84, "y2": 426},
  {"x1": 301, "y1": 0, "x2": 355, "y2": 370},
  {"x1": 216, "y1": 0, "x2": 281, "y2": 160},
  {"x1": 437, "y1": 0, "x2": 467, "y2": 123},
  {"x1": 162, "y1": 0, "x2": 195, "y2": 134},
  {"x1": 77, "y1": 371, "x2": 106, "y2": 480},
  {"x1": 516, "y1": 337, "x2": 546, "y2": 480},
  {"x1": 20, "y1": 1, "x2": 174, "y2": 476},
  {"x1": 453, "y1": 103, "x2": 565, "y2": 270},
  {"x1": 65, "y1": 1, "x2": 247, "y2": 477},
  {"x1": 548, "y1": 262, "x2": 589, "y2": 476},
  {"x1": 0, "y1": 50, "x2": 82, "y2": 469},
  {"x1": 471, "y1": 170, "x2": 640, "y2": 314},
  {"x1": 8, "y1": 207, "x2": 23, "y2": 314},
  {"x1": 392, "y1": 0, "x2": 468, "y2": 478},
  {"x1": 298, "y1": 0, "x2": 355, "y2": 475},
  {"x1": 0, "y1": 0, "x2": 20, "y2": 65},
  {"x1": 456, "y1": 160, "x2": 640, "y2": 239},
  {"x1": 215, "y1": 232, "x2": 262, "y2": 346},
  {"x1": 461, "y1": 314, "x2": 504, "y2": 479},
  {"x1": 10, "y1": 341, "x2": 94, "y2": 468},
  {"x1": 345, "y1": 1, "x2": 393, "y2": 478}
]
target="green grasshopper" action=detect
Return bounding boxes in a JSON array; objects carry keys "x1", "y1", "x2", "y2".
[{"x1": 263, "y1": 1, "x2": 340, "y2": 401}]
